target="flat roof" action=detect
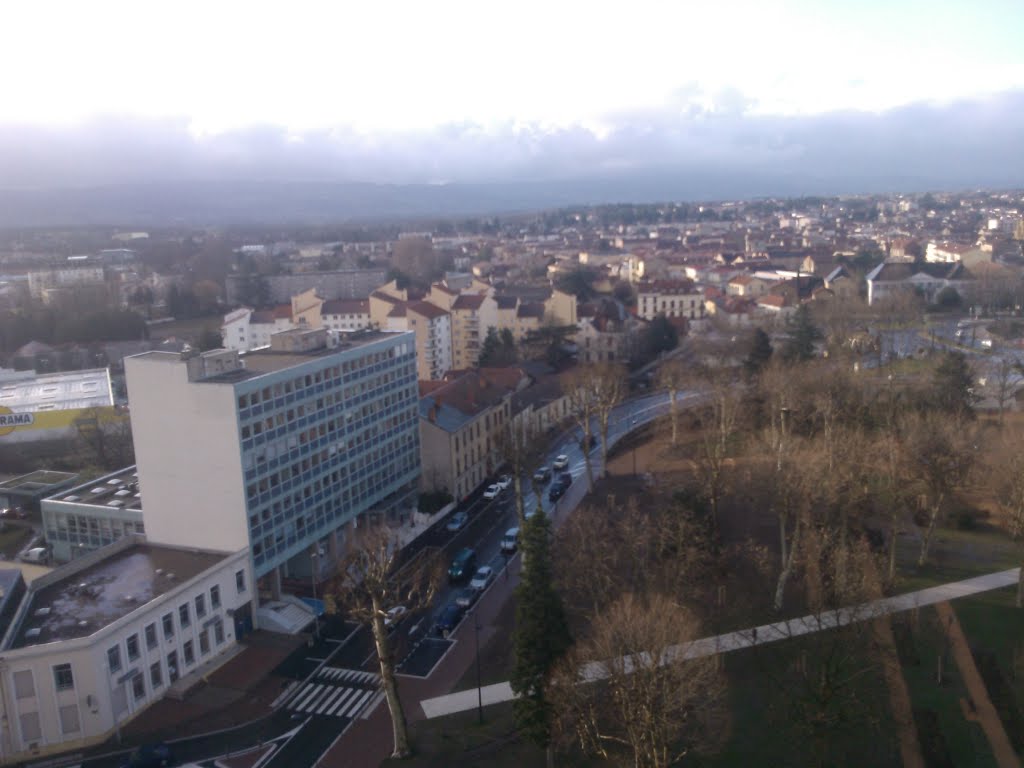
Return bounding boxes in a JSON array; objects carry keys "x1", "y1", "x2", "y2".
[
  {"x1": 46, "y1": 466, "x2": 142, "y2": 512},
  {"x1": 0, "y1": 470, "x2": 78, "y2": 494},
  {"x1": 9, "y1": 543, "x2": 226, "y2": 649}
]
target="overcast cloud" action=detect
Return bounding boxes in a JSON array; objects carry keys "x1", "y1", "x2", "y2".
[{"x1": 1, "y1": 90, "x2": 1022, "y2": 195}]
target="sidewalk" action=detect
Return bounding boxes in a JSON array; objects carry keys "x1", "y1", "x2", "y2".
[{"x1": 420, "y1": 567, "x2": 1023, "y2": 718}]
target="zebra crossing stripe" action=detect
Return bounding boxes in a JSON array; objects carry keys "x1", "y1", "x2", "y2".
[
  {"x1": 292, "y1": 683, "x2": 324, "y2": 711},
  {"x1": 310, "y1": 687, "x2": 344, "y2": 714},
  {"x1": 302, "y1": 686, "x2": 335, "y2": 712},
  {"x1": 320, "y1": 687, "x2": 350, "y2": 714},
  {"x1": 327, "y1": 687, "x2": 358, "y2": 716},
  {"x1": 342, "y1": 689, "x2": 373, "y2": 718}
]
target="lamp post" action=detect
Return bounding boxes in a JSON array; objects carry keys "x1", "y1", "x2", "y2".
[
  {"x1": 310, "y1": 544, "x2": 325, "y2": 642},
  {"x1": 473, "y1": 609, "x2": 483, "y2": 724}
]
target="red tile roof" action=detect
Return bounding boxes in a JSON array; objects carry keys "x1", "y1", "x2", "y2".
[
  {"x1": 408, "y1": 301, "x2": 450, "y2": 320},
  {"x1": 452, "y1": 294, "x2": 486, "y2": 310}
]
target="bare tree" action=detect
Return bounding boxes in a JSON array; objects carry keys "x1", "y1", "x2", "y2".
[
  {"x1": 590, "y1": 363, "x2": 628, "y2": 474},
  {"x1": 655, "y1": 357, "x2": 688, "y2": 445},
  {"x1": 985, "y1": 357, "x2": 1018, "y2": 426},
  {"x1": 74, "y1": 407, "x2": 135, "y2": 469},
  {"x1": 688, "y1": 363, "x2": 744, "y2": 527},
  {"x1": 498, "y1": 419, "x2": 548, "y2": 526},
  {"x1": 327, "y1": 526, "x2": 441, "y2": 758},
  {"x1": 902, "y1": 413, "x2": 977, "y2": 567},
  {"x1": 988, "y1": 427, "x2": 1024, "y2": 606},
  {"x1": 552, "y1": 593, "x2": 725, "y2": 768},
  {"x1": 560, "y1": 365, "x2": 619, "y2": 489}
]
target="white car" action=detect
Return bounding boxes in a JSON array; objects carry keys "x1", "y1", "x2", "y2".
[
  {"x1": 384, "y1": 605, "x2": 408, "y2": 631},
  {"x1": 482, "y1": 484, "x2": 501, "y2": 500},
  {"x1": 495, "y1": 475, "x2": 512, "y2": 490},
  {"x1": 552, "y1": 454, "x2": 569, "y2": 470},
  {"x1": 470, "y1": 566, "x2": 495, "y2": 591}
]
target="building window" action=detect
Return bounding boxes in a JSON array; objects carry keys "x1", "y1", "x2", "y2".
[
  {"x1": 131, "y1": 673, "x2": 146, "y2": 702},
  {"x1": 210, "y1": 584, "x2": 221, "y2": 609},
  {"x1": 167, "y1": 651, "x2": 179, "y2": 682},
  {"x1": 53, "y1": 664, "x2": 74, "y2": 692},
  {"x1": 150, "y1": 661, "x2": 163, "y2": 689},
  {"x1": 145, "y1": 623, "x2": 158, "y2": 650},
  {"x1": 59, "y1": 704, "x2": 81, "y2": 734},
  {"x1": 195, "y1": 594, "x2": 206, "y2": 618},
  {"x1": 13, "y1": 670, "x2": 34, "y2": 699},
  {"x1": 179, "y1": 604, "x2": 191, "y2": 628},
  {"x1": 213, "y1": 618, "x2": 225, "y2": 645},
  {"x1": 126, "y1": 633, "x2": 140, "y2": 662},
  {"x1": 162, "y1": 613, "x2": 174, "y2": 640},
  {"x1": 20, "y1": 712, "x2": 41, "y2": 743},
  {"x1": 107, "y1": 645, "x2": 122, "y2": 674},
  {"x1": 183, "y1": 640, "x2": 195, "y2": 666},
  {"x1": 199, "y1": 629, "x2": 210, "y2": 656},
  {"x1": 236, "y1": 569, "x2": 246, "y2": 593}
]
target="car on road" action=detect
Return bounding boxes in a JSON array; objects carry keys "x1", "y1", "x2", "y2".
[
  {"x1": 384, "y1": 605, "x2": 408, "y2": 632},
  {"x1": 470, "y1": 566, "x2": 495, "y2": 591},
  {"x1": 120, "y1": 743, "x2": 172, "y2": 768},
  {"x1": 1, "y1": 507, "x2": 27, "y2": 519},
  {"x1": 20, "y1": 547, "x2": 48, "y2": 564},
  {"x1": 533, "y1": 466, "x2": 552, "y2": 483},
  {"x1": 549, "y1": 481, "x2": 568, "y2": 502},
  {"x1": 448, "y1": 547, "x2": 477, "y2": 582},
  {"x1": 552, "y1": 454, "x2": 569, "y2": 470},
  {"x1": 501, "y1": 527, "x2": 520, "y2": 554},
  {"x1": 436, "y1": 602, "x2": 466, "y2": 637},
  {"x1": 455, "y1": 587, "x2": 479, "y2": 609},
  {"x1": 496, "y1": 474, "x2": 512, "y2": 490},
  {"x1": 445, "y1": 511, "x2": 469, "y2": 532},
  {"x1": 482, "y1": 484, "x2": 502, "y2": 500},
  {"x1": 558, "y1": 472, "x2": 573, "y2": 487}
]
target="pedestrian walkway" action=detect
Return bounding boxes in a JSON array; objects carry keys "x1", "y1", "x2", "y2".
[
  {"x1": 284, "y1": 666, "x2": 382, "y2": 719},
  {"x1": 421, "y1": 567, "x2": 1023, "y2": 718},
  {"x1": 935, "y1": 601, "x2": 1022, "y2": 768}
]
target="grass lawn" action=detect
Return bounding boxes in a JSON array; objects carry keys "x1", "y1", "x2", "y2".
[
  {"x1": 893, "y1": 608, "x2": 998, "y2": 768},
  {"x1": 383, "y1": 703, "x2": 551, "y2": 768},
  {"x1": 0, "y1": 526, "x2": 32, "y2": 558},
  {"x1": 147, "y1": 314, "x2": 222, "y2": 342},
  {"x1": 893, "y1": 525, "x2": 1022, "y2": 594}
]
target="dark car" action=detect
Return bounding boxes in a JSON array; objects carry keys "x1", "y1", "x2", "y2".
[
  {"x1": 558, "y1": 472, "x2": 573, "y2": 487},
  {"x1": 448, "y1": 547, "x2": 477, "y2": 582},
  {"x1": 120, "y1": 743, "x2": 172, "y2": 768},
  {"x1": 454, "y1": 587, "x2": 479, "y2": 609},
  {"x1": 436, "y1": 602, "x2": 466, "y2": 637},
  {"x1": 549, "y1": 481, "x2": 568, "y2": 502},
  {"x1": 532, "y1": 466, "x2": 552, "y2": 483}
]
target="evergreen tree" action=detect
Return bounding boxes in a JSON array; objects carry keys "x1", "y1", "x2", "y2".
[
  {"x1": 478, "y1": 326, "x2": 518, "y2": 367},
  {"x1": 744, "y1": 327, "x2": 774, "y2": 376},
  {"x1": 511, "y1": 511, "x2": 571, "y2": 755},
  {"x1": 782, "y1": 304, "x2": 822, "y2": 362},
  {"x1": 638, "y1": 314, "x2": 679, "y2": 362},
  {"x1": 932, "y1": 350, "x2": 977, "y2": 419}
]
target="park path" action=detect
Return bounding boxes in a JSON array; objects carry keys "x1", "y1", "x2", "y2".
[
  {"x1": 935, "y1": 601, "x2": 1021, "y2": 768},
  {"x1": 874, "y1": 616, "x2": 926, "y2": 768},
  {"x1": 421, "y1": 567, "x2": 1023, "y2": 718}
]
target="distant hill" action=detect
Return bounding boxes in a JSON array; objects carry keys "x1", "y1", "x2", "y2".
[{"x1": 0, "y1": 171, "x2": 956, "y2": 228}]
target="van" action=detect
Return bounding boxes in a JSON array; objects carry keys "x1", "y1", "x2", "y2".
[
  {"x1": 21, "y1": 547, "x2": 47, "y2": 564},
  {"x1": 501, "y1": 527, "x2": 520, "y2": 554},
  {"x1": 448, "y1": 548, "x2": 477, "y2": 582}
]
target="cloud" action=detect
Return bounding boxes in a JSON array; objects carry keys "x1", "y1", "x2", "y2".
[{"x1": 0, "y1": 90, "x2": 1022, "y2": 193}]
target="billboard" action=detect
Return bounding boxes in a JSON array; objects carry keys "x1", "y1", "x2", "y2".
[{"x1": 0, "y1": 405, "x2": 126, "y2": 444}]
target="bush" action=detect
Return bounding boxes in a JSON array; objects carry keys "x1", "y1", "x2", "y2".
[{"x1": 418, "y1": 490, "x2": 453, "y2": 515}]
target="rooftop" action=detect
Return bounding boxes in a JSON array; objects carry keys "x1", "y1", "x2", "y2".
[
  {"x1": 8, "y1": 541, "x2": 227, "y2": 649},
  {"x1": 45, "y1": 466, "x2": 142, "y2": 513},
  {"x1": 0, "y1": 367, "x2": 114, "y2": 412},
  {"x1": 0, "y1": 470, "x2": 79, "y2": 496}
]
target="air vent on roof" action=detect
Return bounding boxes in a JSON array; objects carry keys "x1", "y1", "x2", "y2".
[
  {"x1": 90, "y1": 487, "x2": 105, "y2": 494},
  {"x1": 165, "y1": 573, "x2": 176, "y2": 580},
  {"x1": 155, "y1": 568, "x2": 163, "y2": 575},
  {"x1": 107, "y1": 478, "x2": 122, "y2": 485},
  {"x1": 78, "y1": 620, "x2": 89, "y2": 628},
  {"x1": 107, "y1": 501, "x2": 124, "y2": 508},
  {"x1": 63, "y1": 495, "x2": 80, "y2": 502},
  {"x1": 25, "y1": 628, "x2": 41, "y2": 640},
  {"x1": 122, "y1": 594, "x2": 136, "y2": 603},
  {"x1": 34, "y1": 607, "x2": 51, "y2": 617}
]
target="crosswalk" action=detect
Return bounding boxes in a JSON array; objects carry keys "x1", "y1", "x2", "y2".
[{"x1": 286, "y1": 667, "x2": 382, "y2": 719}]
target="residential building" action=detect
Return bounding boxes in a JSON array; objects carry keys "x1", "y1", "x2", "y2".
[
  {"x1": 575, "y1": 299, "x2": 643, "y2": 364},
  {"x1": 27, "y1": 267, "x2": 107, "y2": 302},
  {"x1": 124, "y1": 328, "x2": 421, "y2": 609},
  {"x1": 224, "y1": 268, "x2": 386, "y2": 305},
  {"x1": 405, "y1": 302, "x2": 453, "y2": 381},
  {"x1": 636, "y1": 280, "x2": 705, "y2": 323},
  {"x1": 726, "y1": 274, "x2": 774, "y2": 298},
  {"x1": 321, "y1": 298, "x2": 370, "y2": 332},
  {"x1": 865, "y1": 262, "x2": 973, "y2": 306},
  {"x1": 418, "y1": 368, "x2": 525, "y2": 499}
]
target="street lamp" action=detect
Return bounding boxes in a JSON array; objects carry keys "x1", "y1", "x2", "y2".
[
  {"x1": 473, "y1": 608, "x2": 483, "y2": 724},
  {"x1": 310, "y1": 544, "x2": 325, "y2": 641}
]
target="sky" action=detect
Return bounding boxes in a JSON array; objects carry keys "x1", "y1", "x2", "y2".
[{"x1": 2, "y1": 0, "x2": 1023, "y2": 191}]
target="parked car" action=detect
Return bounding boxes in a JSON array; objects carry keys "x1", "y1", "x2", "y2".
[
  {"x1": 496, "y1": 475, "x2": 512, "y2": 490},
  {"x1": 558, "y1": 472, "x2": 573, "y2": 487},
  {"x1": 436, "y1": 602, "x2": 466, "y2": 637},
  {"x1": 501, "y1": 527, "x2": 520, "y2": 554},
  {"x1": 533, "y1": 466, "x2": 552, "y2": 483},
  {"x1": 448, "y1": 548, "x2": 477, "y2": 582},
  {"x1": 454, "y1": 587, "x2": 479, "y2": 609},
  {"x1": 384, "y1": 605, "x2": 408, "y2": 632},
  {"x1": 549, "y1": 482, "x2": 568, "y2": 502},
  {"x1": 482, "y1": 484, "x2": 501, "y2": 500},
  {"x1": 445, "y1": 511, "x2": 468, "y2": 532},
  {"x1": 552, "y1": 454, "x2": 570, "y2": 470},
  {"x1": 470, "y1": 566, "x2": 495, "y2": 591},
  {"x1": 120, "y1": 743, "x2": 172, "y2": 768},
  {"x1": 20, "y1": 547, "x2": 47, "y2": 564},
  {"x1": 1, "y1": 507, "x2": 27, "y2": 519}
]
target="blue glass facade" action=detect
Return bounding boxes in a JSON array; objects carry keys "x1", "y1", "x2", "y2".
[{"x1": 233, "y1": 335, "x2": 420, "y2": 578}]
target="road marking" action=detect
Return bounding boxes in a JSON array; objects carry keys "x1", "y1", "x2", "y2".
[
  {"x1": 341, "y1": 689, "x2": 374, "y2": 718},
  {"x1": 327, "y1": 687, "x2": 358, "y2": 716},
  {"x1": 362, "y1": 690, "x2": 386, "y2": 719},
  {"x1": 292, "y1": 683, "x2": 325, "y2": 711}
]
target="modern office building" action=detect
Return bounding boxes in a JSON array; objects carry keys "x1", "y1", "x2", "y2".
[{"x1": 123, "y1": 327, "x2": 421, "y2": 605}]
